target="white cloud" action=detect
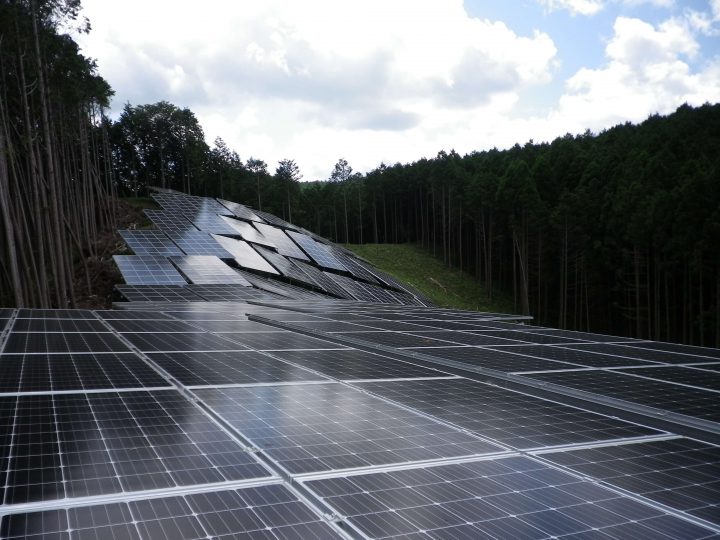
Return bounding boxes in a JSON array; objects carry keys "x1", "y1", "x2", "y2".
[
  {"x1": 550, "y1": 16, "x2": 720, "y2": 132},
  {"x1": 537, "y1": 0, "x2": 604, "y2": 16},
  {"x1": 77, "y1": 0, "x2": 557, "y2": 178}
]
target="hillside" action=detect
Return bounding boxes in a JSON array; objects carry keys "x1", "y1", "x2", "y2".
[{"x1": 346, "y1": 243, "x2": 513, "y2": 313}]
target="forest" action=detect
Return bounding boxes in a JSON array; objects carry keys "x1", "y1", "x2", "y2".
[{"x1": 1, "y1": 1, "x2": 719, "y2": 347}]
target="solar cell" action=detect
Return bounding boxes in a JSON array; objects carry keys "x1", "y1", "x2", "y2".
[
  {"x1": 286, "y1": 231, "x2": 347, "y2": 271},
  {"x1": 217, "y1": 330, "x2": 342, "y2": 351},
  {"x1": 525, "y1": 370, "x2": 720, "y2": 421},
  {"x1": 542, "y1": 437, "x2": 720, "y2": 526},
  {"x1": 622, "y1": 341, "x2": 720, "y2": 360},
  {"x1": 11, "y1": 319, "x2": 108, "y2": 332},
  {"x1": 217, "y1": 198, "x2": 262, "y2": 221},
  {"x1": 192, "y1": 383, "x2": 504, "y2": 475},
  {"x1": 409, "y1": 330, "x2": 526, "y2": 346},
  {"x1": 269, "y1": 349, "x2": 447, "y2": 380},
  {"x1": 335, "y1": 330, "x2": 458, "y2": 348},
  {"x1": 105, "y1": 319, "x2": 204, "y2": 333},
  {"x1": 468, "y1": 329, "x2": 588, "y2": 345},
  {"x1": 356, "y1": 378, "x2": 659, "y2": 449},
  {"x1": 210, "y1": 235, "x2": 279, "y2": 274},
  {"x1": 118, "y1": 229, "x2": 183, "y2": 257},
  {"x1": 611, "y1": 365, "x2": 720, "y2": 391},
  {"x1": 147, "y1": 350, "x2": 328, "y2": 386},
  {"x1": 4, "y1": 332, "x2": 130, "y2": 354},
  {"x1": 189, "y1": 284, "x2": 281, "y2": 302},
  {"x1": 115, "y1": 285, "x2": 204, "y2": 302},
  {"x1": 412, "y1": 345, "x2": 581, "y2": 372},
  {"x1": 303, "y1": 455, "x2": 714, "y2": 539},
  {"x1": 113, "y1": 255, "x2": 188, "y2": 285},
  {"x1": 166, "y1": 230, "x2": 234, "y2": 258},
  {"x1": 15, "y1": 309, "x2": 96, "y2": 319},
  {"x1": 0, "y1": 390, "x2": 270, "y2": 504},
  {"x1": 561, "y1": 342, "x2": 720, "y2": 364},
  {"x1": 0, "y1": 353, "x2": 169, "y2": 393},
  {"x1": 254, "y1": 223, "x2": 309, "y2": 260},
  {"x1": 170, "y1": 255, "x2": 251, "y2": 285},
  {"x1": 1, "y1": 483, "x2": 343, "y2": 539}
]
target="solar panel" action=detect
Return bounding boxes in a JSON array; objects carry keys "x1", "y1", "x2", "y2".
[
  {"x1": 560, "y1": 342, "x2": 720, "y2": 364},
  {"x1": 253, "y1": 209, "x2": 298, "y2": 229},
  {"x1": 217, "y1": 198, "x2": 262, "y2": 221},
  {"x1": 118, "y1": 229, "x2": 184, "y2": 256},
  {"x1": 303, "y1": 455, "x2": 712, "y2": 539},
  {"x1": 237, "y1": 271, "x2": 331, "y2": 300},
  {"x1": 1, "y1": 483, "x2": 344, "y2": 539},
  {"x1": 4, "y1": 331, "x2": 131, "y2": 354},
  {"x1": 410, "y1": 345, "x2": 582, "y2": 372},
  {"x1": 113, "y1": 255, "x2": 188, "y2": 285},
  {"x1": 218, "y1": 216, "x2": 277, "y2": 247},
  {"x1": 122, "y1": 331, "x2": 250, "y2": 352},
  {"x1": 327, "y1": 247, "x2": 382, "y2": 284},
  {"x1": 525, "y1": 370, "x2": 720, "y2": 421},
  {"x1": 356, "y1": 378, "x2": 659, "y2": 449},
  {"x1": 335, "y1": 330, "x2": 458, "y2": 348},
  {"x1": 292, "y1": 260, "x2": 354, "y2": 298},
  {"x1": 115, "y1": 285, "x2": 204, "y2": 302},
  {"x1": 286, "y1": 231, "x2": 347, "y2": 271},
  {"x1": 486, "y1": 344, "x2": 659, "y2": 368},
  {"x1": 254, "y1": 223, "x2": 310, "y2": 260},
  {"x1": 217, "y1": 330, "x2": 343, "y2": 351},
  {"x1": 189, "y1": 212, "x2": 242, "y2": 234},
  {"x1": 324, "y1": 272, "x2": 400, "y2": 304},
  {"x1": 211, "y1": 235, "x2": 279, "y2": 274},
  {"x1": 11, "y1": 318, "x2": 108, "y2": 332},
  {"x1": 165, "y1": 229, "x2": 234, "y2": 258},
  {"x1": 188, "y1": 283, "x2": 282, "y2": 302},
  {"x1": 270, "y1": 349, "x2": 447, "y2": 380},
  {"x1": 0, "y1": 390, "x2": 270, "y2": 504},
  {"x1": 622, "y1": 340, "x2": 720, "y2": 360},
  {"x1": 105, "y1": 318, "x2": 204, "y2": 333},
  {"x1": 541, "y1": 437, "x2": 720, "y2": 526},
  {"x1": 192, "y1": 383, "x2": 503, "y2": 475},
  {"x1": 253, "y1": 246, "x2": 317, "y2": 285},
  {"x1": 0, "y1": 353, "x2": 170, "y2": 392},
  {"x1": 143, "y1": 209, "x2": 196, "y2": 231},
  {"x1": 153, "y1": 192, "x2": 231, "y2": 216},
  {"x1": 170, "y1": 255, "x2": 252, "y2": 285},
  {"x1": 148, "y1": 350, "x2": 328, "y2": 386}
]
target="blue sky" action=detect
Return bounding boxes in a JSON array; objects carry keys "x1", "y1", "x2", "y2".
[{"x1": 77, "y1": 0, "x2": 720, "y2": 179}]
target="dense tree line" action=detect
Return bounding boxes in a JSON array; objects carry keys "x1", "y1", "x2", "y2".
[
  {"x1": 0, "y1": 0, "x2": 115, "y2": 308},
  {"x1": 1, "y1": 2, "x2": 717, "y2": 347}
]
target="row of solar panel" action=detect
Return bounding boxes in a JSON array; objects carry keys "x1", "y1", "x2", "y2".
[{"x1": 0, "y1": 305, "x2": 718, "y2": 538}]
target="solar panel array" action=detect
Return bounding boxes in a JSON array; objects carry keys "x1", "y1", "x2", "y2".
[
  {"x1": 170, "y1": 255, "x2": 252, "y2": 285},
  {"x1": 6, "y1": 189, "x2": 715, "y2": 538},
  {"x1": 286, "y1": 230, "x2": 347, "y2": 271},
  {"x1": 118, "y1": 229, "x2": 184, "y2": 256},
  {"x1": 113, "y1": 255, "x2": 187, "y2": 285}
]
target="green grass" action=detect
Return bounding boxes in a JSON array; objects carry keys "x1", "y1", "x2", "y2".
[{"x1": 345, "y1": 243, "x2": 513, "y2": 313}]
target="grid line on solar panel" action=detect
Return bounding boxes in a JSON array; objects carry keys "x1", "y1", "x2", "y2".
[
  {"x1": 210, "y1": 235, "x2": 279, "y2": 274},
  {"x1": 169, "y1": 255, "x2": 251, "y2": 285},
  {"x1": 286, "y1": 231, "x2": 347, "y2": 271},
  {"x1": 540, "y1": 437, "x2": 720, "y2": 527},
  {"x1": 0, "y1": 483, "x2": 344, "y2": 540},
  {"x1": 253, "y1": 209, "x2": 298, "y2": 229},
  {"x1": 189, "y1": 285, "x2": 283, "y2": 302},
  {"x1": 560, "y1": 342, "x2": 720, "y2": 365},
  {"x1": 192, "y1": 383, "x2": 505, "y2": 475},
  {"x1": 115, "y1": 285, "x2": 204, "y2": 302},
  {"x1": 252, "y1": 246, "x2": 318, "y2": 285},
  {"x1": 15, "y1": 309, "x2": 97, "y2": 319},
  {"x1": 216, "y1": 330, "x2": 344, "y2": 351},
  {"x1": 324, "y1": 273, "x2": 400, "y2": 304},
  {"x1": 485, "y1": 344, "x2": 659, "y2": 368},
  {"x1": 524, "y1": 370, "x2": 720, "y2": 422},
  {"x1": 104, "y1": 318, "x2": 205, "y2": 333},
  {"x1": 152, "y1": 193, "x2": 231, "y2": 216},
  {"x1": 0, "y1": 390, "x2": 271, "y2": 505},
  {"x1": 622, "y1": 341, "x2": 720, "y2": 360},
  {"x1": 0, "y1": 353, "x2": 171, "y2": 393},
  {"x1": 121, "y1": 332, "x2": 251, "y2": 352},
  {"x1": 3, "y1": 332, "x2": 131, "y2": 354},
  {"x1": 217, "y1": 198, "x2": 263, "y2": 221},
  {"x1": 113, "y1": 255, "x2": 187, "y2": 286},
  {"x1": 354, "y1": 378, "x2": 660, "y2": 450},
  {"x1": 609, "y1": 366, "x2": 720, "y2": 392},
  {"x1": 302, "y1": 455, "x2": 716, "y2": 540},
  {"x1": 142, "y1": 209, "x2": 196, "y2": 232},
  {"x1": 254, "y1": 223, "x2": 309, "y2": 260},
  {"x1": 218, "y1": 216, "x2": 276, "y2": 247},
  {"x1": 11, "y1": 318, "x2": 109, "y2": 332},
  {"x1": 327, "y1": 247, "x2": 382, "y2": 284},
  {"x1": 146, "y1": 350, "x2": 329, "y2": 387},
  {"x1": 118, "y1": 229, "x2": 184, "y2": 257}
]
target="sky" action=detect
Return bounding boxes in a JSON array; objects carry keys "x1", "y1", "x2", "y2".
[{"x1": 76, "y1": 0, "x2": 720, "y2": 180}]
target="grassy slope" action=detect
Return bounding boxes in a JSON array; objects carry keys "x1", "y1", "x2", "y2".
[{"x1": 345, "y1": 243, "x2": 513, "y2": 313}]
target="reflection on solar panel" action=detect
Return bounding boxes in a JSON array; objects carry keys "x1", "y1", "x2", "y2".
[
  {"x1": 325, "y1": 272, "x2": 400, "y2": 304},
  {"x1": 237, "y1": 270, "x2": 330, "y2": 300},
  {"x1": 217, "y1": 198, "x2": 262, "y2": 221},
  {"x1": 218, "y1": 216, "x2": 276, "y2": 247},
  {"x1": 166, "y1": 230, "x2": 234, "y2": 257},
  {"x1": 189, "y1": 212, "x2": 241, "y2": 234},
  {"x1": 188, "y1": 283, "x2": 281, "y2": 302},
  {"x1": 170, "y1": 255, "x2": 251, "y2": 285},
  {"x1": 211, "y1": 235, "x2": 279, "y2": 274},
  {"x1": 328, "y1": 247, "x2": 382, "y2": 283},
  {"x1": 253, "y1": 209, "x2": 298, "y2": 229},
  {"x1": 286, "y1": 230, "x2": 347, "y2": 271},
  {"x1": 153, "y1": 192, "x2": 231, "y2": 216},
  {"x1": 293, "y1": 260, "x2": 354, "y2": 298},
  {"x1": 118, "y1": 229, "x2": 183, "y2": 256},
  {"x1": 254, "y1": 223, "x2": 310, "y2": 260},
  {"x1": 303, "y1": 455, "x2": 706, "y2": 539},
  {"x1": 113, "y1": 255, "x2": 187, "y2": 285},
  {"x1": 193, "y1": 383, "x2": 503, "y2": 474},
  {"x1": 253, "y1": 246, "x2": 316, "y2": 284}
]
